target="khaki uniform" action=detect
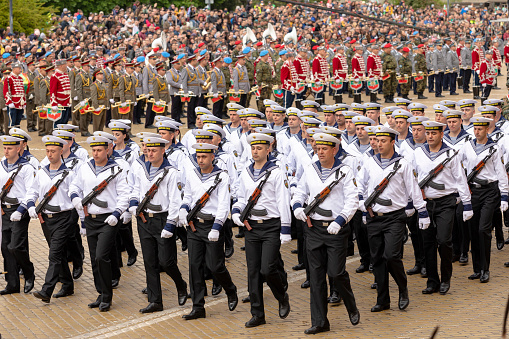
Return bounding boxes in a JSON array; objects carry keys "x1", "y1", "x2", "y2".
[
  {"x1": 69, "y1": 67, "x2": 80, "y2": 127},
  {"x1": 414, "y1": 53, "x2": 427, "y2": 94},
  {"x1": 37, "y1": 75, "x2": 53, "y2": 136},
  {"x1": 120, "y1": 73, "x2": 137, "y2": 122},
  {"x1": 91, "y1": 80, "x2": 108, "y2": 131},
  {"x1": 245, "y1": 58, "x2": 255, "y2": 107},
  {"x1": 221, "y1": 66, "x2": 231, "y2": 115},
  {"x1": 152, "y1": 75, "x2": 170, "y2": 116},
  {"x1": 76, "y1": 70, "x2": 92, "y2": 134},
  {"x1": 110, "y1": 71, "x2": 122, "y2": 119}
]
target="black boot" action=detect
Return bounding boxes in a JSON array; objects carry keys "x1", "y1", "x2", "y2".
[{"x1": 417, "y1": 93, "x2": 427, "y2": 100}]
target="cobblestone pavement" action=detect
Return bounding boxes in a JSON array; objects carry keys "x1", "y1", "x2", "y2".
[{"x1": 1, "y1": 85, "x2": 509, "y2": 338}]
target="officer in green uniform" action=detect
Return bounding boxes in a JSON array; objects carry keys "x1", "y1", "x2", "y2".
[
  {"x1": 382, "y1": 43, "x2": 397, "y2": 103},
  {"x1": 221, "y1": 57, "x2": 232, "y2": 117},
  {"x1": 244, "y1": 47, "x2": 255, "y2": 108},
  {"x1": 414, "y1": 45, "x2": 428, "y2": 100},
  {"x1": 256, "y1": 50, "x2": 274, "y2": 114},
  {"x1": 399, "y1": 47, "x2": 413, "y2": 100}
]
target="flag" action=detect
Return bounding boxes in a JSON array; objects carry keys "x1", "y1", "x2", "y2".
[
  {"x1": 79, "y1": 102, "x2": 90, "y2": 115},
  {"x1": 39, "y1": 109, "x2": 47, "y2": 119},
  {"x1": 211, "y1": 96, "x2": 222, "y2": 103},
  {"x1": 91, "y1": 107, "x2": 104, "y2": 116},
  {"x1": 229, "y1": 93, "x2": 241, "y2": 102},
  {"x1": 181, "y1": 96, "x2": 191, "y2": 103},
  {"x1": 152, "y1": 103, "x2": 165, "y2": 114},
  {"x1": 118, "y1": 104, "x2": 131, "y2": 115},
  {"x1": 273, "y1": 89, "x2": 284, "y2": 99}
]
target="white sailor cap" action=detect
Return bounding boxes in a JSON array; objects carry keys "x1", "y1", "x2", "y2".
[
  {"x1": 433, "y1": 104, "x2": 449, "y2": 113},
  {"x1": 343, "y1": 111, "x2": 361, "y2": 119},
  {"x1": 364, "y1": 102, "x2": 383, "y2": 110},
  {"x1": 407, "y1": 102, "x2": 427, "y2": 112},
  {"x1": 192, "y1": 129, "x2": 215, "y2": 139},
  {"x1": 352, "y1": 116, "x2": 376, "y2": 126},
  {"x1": 364, "y1": 126, "x2": 378, "y2": 135},
  {"x1": 246, "y1": 133, "x2": 274, "y2": 145},
  {"x1": 298, "y1": 110, "x2": 319, "y2": 119},
  {"x1": 227, "y1": 103, "x2": 244, "y2": 111},
  {"x1": 156, "y1": 120, "x2": 178, "y2": 131},
  {"x1": 312, "y1": 133, "x2": 340, "y2": 147},
  {"x1": 333, "y1": 103, "x2": 351, "y2": 112},
  {"x1": 423, "y1": 121, "x2": 447, "y2": 130},
  {"x1": 56, "y1": 124, "x2": 79, "y2": 131},
  {"x1": 87, "y1": 136, "x2": 112, "y2": 147},
  {"x1": 200, "y1": 114, "x2": 226, "y2": 125},
  {"x1": 263, "y1": 99, "x2": 278, "y2": 107},
  {"x1": 375, "y1": 125, "x2": 400, "y2": 136},
  {"x1": 136, "y1": 132, "x2": 160, "y2": 142},
  {"x1": 143, "y1": 136, "x2": 169, "y2": 147},
  {"x1": 457, "y1": 99, "x2": 477, "y2": 108},
  {"x1": 408, "y1": 116, "x2": 429, "y2": 125},
  {"x1": 319, "y1": 125, "x2": 344, "y2": 138},
  {"x1": 482, "y1": 98, "x2": 503, "y2": 107},
  {"x1": 286, "y1": 107, "x2": 301, "y2": 116},
  {"x1": 471, "y1": 116, "x2": 493, "y2": 126},
  {"x1": 154, "y1": 116, "x2": 172, "y2": 123},
  {"x1": 443, "y1": 110, "x2": 464, "y2": 119},
  {"x1": 52, "y1": 130, "x2": 75, "y2": 140},
  {"x1": 248, "y1": 119, "x2": 269, "y2": 128},
  {"x1": 381, "y1": 106, "x2": 399, "y2": 115},
  {"x1": 42, "y1": 136, "x2": 66, "y2": 148},
  {"x1": 0, "y1": 136, "x2": 23, "y2": 145},
  {"x1": 301, "y1": 100, "x2": 320, "y2": 109},
  {"x1": 9, "y1": 128, "x2": 31, "y2": 141},
  {"x1": 321, "y1": 105, "x2": 335, "y2": 114},
  {"x1": 254, "y1": 127, "x2": 277, "y2": 136},
  {"x1": 93, "y1": 131, "x2": 115, "y2": 141},
  {"x1": 439, "y1": 100, "x2": 457, "y2": 109},
  {"x1": 306, "y1": 128, "x2": 322, "y2": 137},
  {"x1": 111, "y1": 119, "x2": 132, "y2": 126},
  {"x1": 350, "y1": 102, "x2": 366, "y2": 113},
  {"x1": 240, "y1": 108, "x2": 265, "y2": 119},
  {"x1": 391, "y1": 109, "x2": 413, "y2": 120},
  {"x1": 195, "y1": 106, "x2": 212, "y2": 116},
  {"x1": 203, "y1": 123, "x2": 226, "y2": 139},
  {"x1": 192, "y1": 143, "x2": 218, "y2": 153},
  {"x1": 394, "y1": 97, "x2": 412, "y2": 106},
  {"x1": 301, "y1": 117, "x2": 322, "y2": 127},
  {"x1": 270, "y1": 105, "x2": 286, "y2": 114},
  {"x1": 478, "y1": 105, "x2": 499, "y2": 115},
  {"x1": 108, "y1": 121, "x2": 131, "y2": 131}
]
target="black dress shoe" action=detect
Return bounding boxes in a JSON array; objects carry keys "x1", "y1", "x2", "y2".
[
  {"x1": 422, "y1": 286, "x2": 439, "y2": 294},
  {"x1": 450, "y1": 92, "x2": 459, "y2": 95},
  {"x1": 178, "y1": 287, "x2": 188, "y2": 306},
  {"x1": 420, "y1": 267, "x2": 427, "y2": 278},
  {"x1": 242, "y1": 295, "x2": 251, "y2": 303},
  {"x1": 480, "y1": 271, "x2": 490, "y2": 283},
  {"x1": 371, "y1": 303, "x2": 390, "y2": 312},
  {"x1": 181, "y1": 243, "x2": 188, "y2": 252},
  {"x1": 24, "y1": 275, "x2": 35, "y2": 293},
  {"x1": 349, "y1": 309, "x2": 360, "y2": 326},
  {"x1": 225, "y1": 247, "x2": 234, "y2": 258},
  {"x1": 183, "y1": 309, "x2": 206, "y2": 320},
  {"x1": 0, "y1": 288, "x2": 19, "y2": 295},
  {"x1": 347, "y1": 247, "x2": 354, "y2": 257},
  {"x1": 418, "y1": 94, "x2": 428, "y2": 99},
  {"x1": 429, "y1": 90, "x2": 435, "y2": 93},
  {"x1": 53, "y1": 288, "x2": 74, "y2": 298},
  {"x1": 371, "y1": 283, "x2": 377, "y2": 289},
  {"x1": 356, "y1": 264, "x2": 368, "y2": 273},
  {"x1": 142, "y1": 287, "x2": 148, "y2": 294},
  {"x1": 468, "y1": 272, "x2": 481, "y2": 280},
  {"x1": 439, "y1": 282, "x2": 450, "y2": 295},
  {"x1": 459, "y1": 254, "x2": 468, "y2": 265},
  {"x1": 81, "y1": 132, "x2": 91, "y2": 137},
  {"x1": 301, "y1": 280, "x2": 310, "y2": 289},
  {"x1": 211, "y1": 283, "x2": 222, "y2": 296},
  {"x1": 435, "y1": 94, "x2": 445, "y2": 98},
  {"x1": 73, "y1": 266, "x2": 83, "y2": 280},
  {"x1": 140, "y1": 302, "x2": 163, "y2": 313},
  {"x1": 292, "y1": 263, "x2": 305, "y2": 271},
  {"x1": 399, "y1": 289, "x2": 409, "y2": 310},
  {"x1": 240, "y1": 246, "x2": 245, "y2": 251},
  {"x1": 452, "y1": 254, "x2": 460, "y2": 263},
  {"x1": 235, "y1": 233, "x2": 245, "y2": 238},
  {"x1": 228, "y1": 291, "x2": 238, "y2": 311},
  {"x1": 464, "y1": 90, "x2": 472, "y2": 93},
  {"x1": 88, "y1": 296, "x2": 101, "y2": 308},
  {"x1": 127, "y1": 252, "x2": 138, "y2": 266},
  {"x1": 304, "y1": 325, "x2": 330, "y2": 334},
  {"x1": 497, "y1": 241, "x2": 505, "y2": 250},
  {"x1": 33, "y1": 291, "x2": 51, "y2": 303},
  {"x1": 245, "y1": 316, "x2": 266, "y2": 328},
  {"x1": 99, "y1": 302, "x2": 111, "y2": 312},
  {"x1": 291, "y1": 249, "x2": 298, "y2": 254},
  {"x1": 505, "y1": 262, "x2": 509, "y2": 268},
  {"x1": 327, "y1": 291, "x2": 341, "y2": 304},
  {"x1": 279, "y1": 293, "x2": 290, "y2": 319},
  {"x1": 112, "y1": 279, "x2": 119, "y2": 289}
]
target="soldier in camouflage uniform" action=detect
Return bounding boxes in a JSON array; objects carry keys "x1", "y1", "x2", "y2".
[
  {"x1": 414, "y1": 45, "x2": 428, "y2": 99},
  {"x1": 346, "y1": 41, "x2": 355, "y2": 97},
  {"x1": 221, "y1": 57, "x2": 232, "y2": 117},
  {"x1": 382, "y1": 44, "x2": 397, "y2": 103},
  {"x1": 399, "y1": 47, "x2": 413, "y2": 100},
  {"x1": 255, "y1": 50, "x2": 273, "y2": 114},
  {"x1": 274, "y1": 51, "x2": 287, "y2": 106},
  {"x1": 244, "y1": 47, "x2": 255, "y2": 108}
]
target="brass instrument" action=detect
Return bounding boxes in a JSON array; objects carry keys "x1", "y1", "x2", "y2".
[
  {"x1": 201, "y1": 71, "x2": 212, "y2": 91},
  {"x1": 147, "y1": 99, "x2": 167, "y2": 107},
  {"x1": 136, "y1": 94, "x2": 149, "y2": 101},
  {"x1": 204, "y1": 92, "x2": 224, "y2": 98},
  {"x1": 84, "y1": 105, "x2": 106, "y2": 113},
  {"x1": 176, "y1": 90, "x2": 197, "y2": 97},
  {"x1": 226, "y1": 89, "x2": 245, "y2": 95},
  {"x1": 72, "y1": 98, "x2": 90, "y2": 113},
  {"x1": 111, "y1": 100, "x2": 132, "y2": 108}
]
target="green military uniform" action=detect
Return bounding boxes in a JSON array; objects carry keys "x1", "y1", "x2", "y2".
[
  {"x1": 37, "y1": 74, "x2": 53, "y2": 136},
  {"x1": 414, "y1": 53, "x2": 428, "y2": 95},
  {"x1": 255, "y1": 60, "x2": 273, "y2": 113},
  {"x1": 75, "y1": 69, "x2": 92, "y2": 135},
  {"x1": 382, "y1": 52, "x2": 397, "y2": 101},
  {"x1": 119, "y1": 73, "x2": 137, "y2": 122},
  {"x1": 222, "y1": 65, "x2": 231, "y2": 116},
  {"x1": 152, "y1": 75, "x2": 170, "y2": 116},
  {"x1": 274, "y1": 58, "x2": 285, "y2": 106},
  {"x1": 110, "y1": 71, "x2": 122, "y2": 119},
  {"x1": 399, "y1": 55, "x2": 412, "y2": 97},
  {"x1": 26, "y1": 69, "x2": 37, "y2": 131},
  {"x1": 69, "y1": 67, "x2": 80, "y2": 127},
  {"x1": 91, "y1": 79, "x2": 108, "y2": 132},
  {"x1": 245, "y1": 58, "x2": 255, "y2": 107}
]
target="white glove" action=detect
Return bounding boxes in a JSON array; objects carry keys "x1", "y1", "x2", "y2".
[
  {"x1": 129, "y1": 206, "x2": 137, "y2": 216},
  {"x1": 463, "y1": 210, "x2": 474, "y2": 222},
  {"x1": 178, "y1": 208, "x2": 189, "y2": 227},
  {"x1": 208, "y1": 229, "x2": 220, "y2": 242},
  {"x1": 52, "y1": 106, "x2": 59, "y2": 111},
  {"x1": 327, "y1": 221, "x2": 341, "y2": 235},
  {"x1": 362, "y1": 215, "x2": 367, "y2": 224},
  {"x1": 8, "y1": 103, "x2": 14, "y2": 108},
  {"x1": 10, "y1": 211, "x2": 22, "y2": 222},
  {"x1": 73, "y1": 96, "x2": 78, "y2": 100},
  {"x1": 105, "y1": 215, "x2": 118, "y2": 226},
  {"x1": 120, "y1": 211, "x2": 132, "y2": 224},
  {"x1": 358, "y1": 200, "x2": 367, "y2": 213},
  {"x1": 405, "y1": 208, "x2": 415, "y2": 217},
  {"x1": 110, "y1": 99, "x2": 115, "y2": 104},
  {"x1": 476, "y1": 70, "x2": 480, "y2": 74},
  {"x1": 316, "y1": 80, "x2": 322, "y2": 85},
  {"x1": 280, "y1": 233, "x2": 292, "y2": 244},
  {"x1": 134, "y1": 102, "x2": 137, "y2": 106},
  {"x1": 29, "y1": 94, "x2": 34, "y2": 100},
  {"x1": 80, "y1": 227, "x2": 86, "y2": 236},
  {"x1": 72, "y1": 197, "x2": 84, "y2": 212},
  {"x1": 232, "y1": 213, "x2": 243, "y2": 227},
  {"x1": 2, "y1": 107, "x2": 6, "y2": 111},
  {"x1": 502, "y1": 201, "x2": 509, "y2": 212},
  {"x1": 28, "y1": 206, "x2": 37, "y2": 219},
  {"x1": 294, "y1": 207, "x2": 307, "y2": 222},
  {"x1": 419, "y1": 217, "x2": 431, "y2": 230},
  {"x1": 456, "y1": 197, "x2": 461, "y2": 204},
  {"x1": 482, "y1": 83, "x2": 486, "y2": 87},
  {"x1": 161, "y1": 229, "x2": 173, "y2": 238},
  {"x1": 213, "y1": 93, "x2": 218, "y2": 98},
  {"x1": 180, "y1": 84, "x2": 183, "y2": 89}
]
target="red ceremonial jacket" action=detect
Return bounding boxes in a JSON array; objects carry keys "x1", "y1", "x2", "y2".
[
  {"x1": 332, "y1": 53, "x2": 348, "y2": 79},
  {"x1": 366, "y1": 53, "x2": 382, "y2": 78},
  {"x1": 479, "y1": 59, "x2": 497, "y2": 85},
  {"x1": 50, "y1": 69, "x2": 71, "y2": 107},
  {"x1": 312, "y1": 55, "x2": 329, "y2": 82},
  {"x1": 281, "y1": 60, "x2": 299, "y2": 90},
  {"x1": 3, "y1": 73, "x2": 26, "y2": 109}
]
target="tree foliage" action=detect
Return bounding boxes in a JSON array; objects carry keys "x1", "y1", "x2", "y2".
[{"x1": 0, "y1": 0, "x2": 56, "y2": 34}]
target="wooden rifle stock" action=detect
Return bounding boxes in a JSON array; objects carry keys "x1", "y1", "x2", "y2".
[{"x1": 189, "y1": 220, "x2": 197, "y2": 232}]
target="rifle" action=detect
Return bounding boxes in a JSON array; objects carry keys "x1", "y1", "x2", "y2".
[
  {"x1": 240, "y1": 170, "x2": 272, "y2": 231},
  {"x1": 303, "y1": 170, "x2": 346, "y2": 228},
  {"x1": 35, "y1": 170, "x2": 70, "y2": 223},
  {"x1": 136, "y1": 168, "x2": 169, "y2": 223},
  {"x1": 82, "y1": 168, "x2": 123, "y2": 216},
  {"x1": 364, "y1": 161, "x2": 402, "y2": 217},
  {"x1": 418, "y1": 149, "x2": 459, "y2": 199},
  {"x1": 0, "y1": 165, "x2": 22, "y2": 215},
  {"x1": 186, "y1": 174, "x2": 222, "y2": 232},
  {"x1": 467, "y1": 147, "x2": 496, "y2": 185}
]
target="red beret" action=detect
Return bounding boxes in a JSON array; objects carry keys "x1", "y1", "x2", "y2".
[
  {"x1": 402, "y1": 47, "x2": 410, "y2": 52},
  {"x1": 370, "y1": 39, "x2": 376, "y2": 43},
  {"x1": 312, "y1": 45, "x2": 318, "y2": 50},
  {"x1": 194, "y1": 49, "x2": 199, "y2": 54},
  {"x1": 198, "y1": 42, "x2": 205, "y2": 48},
  {"x1": 256, "y1": 42, "x2": 263, "y2": 47},
  {"x1": 350, "y1": 39, "x2": 356, "y2": 44},
  {"x1": 383, "y1": 43, "x2": 392, "y2": 49},
  {"x1": 275, "y1": 44, "x2": 281, "y2": 49},
  {"x1": 179, "y1": 44, "x2": 186, "y2": 48},
  {"x1": 235, "y1": 40, "x2": 241, "y2": 45},
  {"x1": 418, "y1": 44, "x2": 424, "y2": 48}
]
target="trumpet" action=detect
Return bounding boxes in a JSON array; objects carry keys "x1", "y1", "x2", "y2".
[
  {"x1": 72, "y1": 98, "x2": 90, "y2": 113},
  {"x1": 43, "y1": 104, "x2": 65, "y2": 111},
  {"x1": 176, "y1": 90, "x2": 197, "y2": 97},
  {"x1": 227, "y1": 89, "x2": 245, "y2": 95},
  {"x1": 33, "y1": 106, "x2": 44, "y2": 113},
  {"x1": 147, "y1": 99, "x2": 167, "y2": 106},
  {"x1": 137, "y1": 94, "x2": 149, "y2": 101},
  {"x1": 205, "y1": 92, "x2": 224, "y2": 98},
  {"x1": 201, "y1": 71, "x2": 212, "y2": 91},
  {"x1": 84, "y1": 105, "x2": 106, "y2": 113},
  {"x1": 111, "y1": 100, "x2": 132, "y2": 108}
]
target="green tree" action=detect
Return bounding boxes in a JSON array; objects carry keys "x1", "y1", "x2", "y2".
[
  {"x1": 0, "y1": 0, "x2": 56, "y2": 34},
  {"x1": 42, "y1": 0, "x2": 132, "y2": 15}
]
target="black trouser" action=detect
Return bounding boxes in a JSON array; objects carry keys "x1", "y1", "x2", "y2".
[
  {"x1": 1, "y1": 205, "x2": 34, "y2": 291},
  {"x1": 170, "y1": 95, "x2": 183, "y2": 122},
  {"x1": 239, "y1": 94, "x2": 248, "y2": 108},
  {"x1": 187, "y1": 96, "x2": 198, "y2": 127},
  {"x1": 367, "y1": 209, "x2": 407, "y2": 306},
  {"x1": 116, "y1": 219, "x2": 137, "y2": 258},
  {"x1": 212, "y1": 98, "x2": 224, "y2": 118},
  {"x1": 463, "y1": 69, "x2": 472, "y2": 92},
  {"x1": 175, "y1": 227, "x2": 187, "y2": 249},
  {"x1": 85, "y1": 214, "x2": 118, "y2": 304},
  {"x1": 453, "y1": 202, "x2": 470, "y2": 256},
  {"x1": 492, "y1": 207, "x2": 505, "y2": 246},
  {"x1": 134, "y1": 99, "x2": 145, "y2": 123},
  {"x1": 435, "y1": 72, "x2": 444, "y2": 96},
  {"x1": 443, "y1": 73, "x2": 450, "y2": 90},
  {"x1": 67, "y1": 209, "x2": 84, "y2": 269},
  {"x1": 298, "y1": 218, "x2": 310, "y2": 281},
  {"x1": 197, "y1": 94, "x2": 208, "y2": 110},
  {"x1": 482, "y1": 84, "x2": 492, "y2": 99},
  {"x1": 187, "y1": 219, "x2": 236, "y2": 311},
  {"x1": 307, "y1": 220, "x2": 356, "y2": 328},
  {"x1": 407, "y1": 212, "x2": 425, "y2": 268},
  {"x1": 137, "y1": 213, "x2": 186, "y2": 304},
  {"x1": 422, "y1": 194, "x2": 456, "y2": 289},
  {"x1": 40, "y1": 211, "x2": 74, "y2": 296},
  {"x1": 244, "y1": 218, "x2": 286, "y2": 318},
  {"x1": 468, "y1": 182, "x2": 500, "y2": 273},
  {"x1": 351, "y1": 210, "x2": 370, "y2": 267},
  {"x1": 223, "y1": 217, "x2": 234, "y2": 251},
  {"x1": 145, "y1": 99, "x2": 154, "y2": 127},
  {"x1": 428, "y1": 72, "x2": 435, "y2": 92},
  {"x1": 449, "y1": 73, "x2": 457, "y2": 93}
]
